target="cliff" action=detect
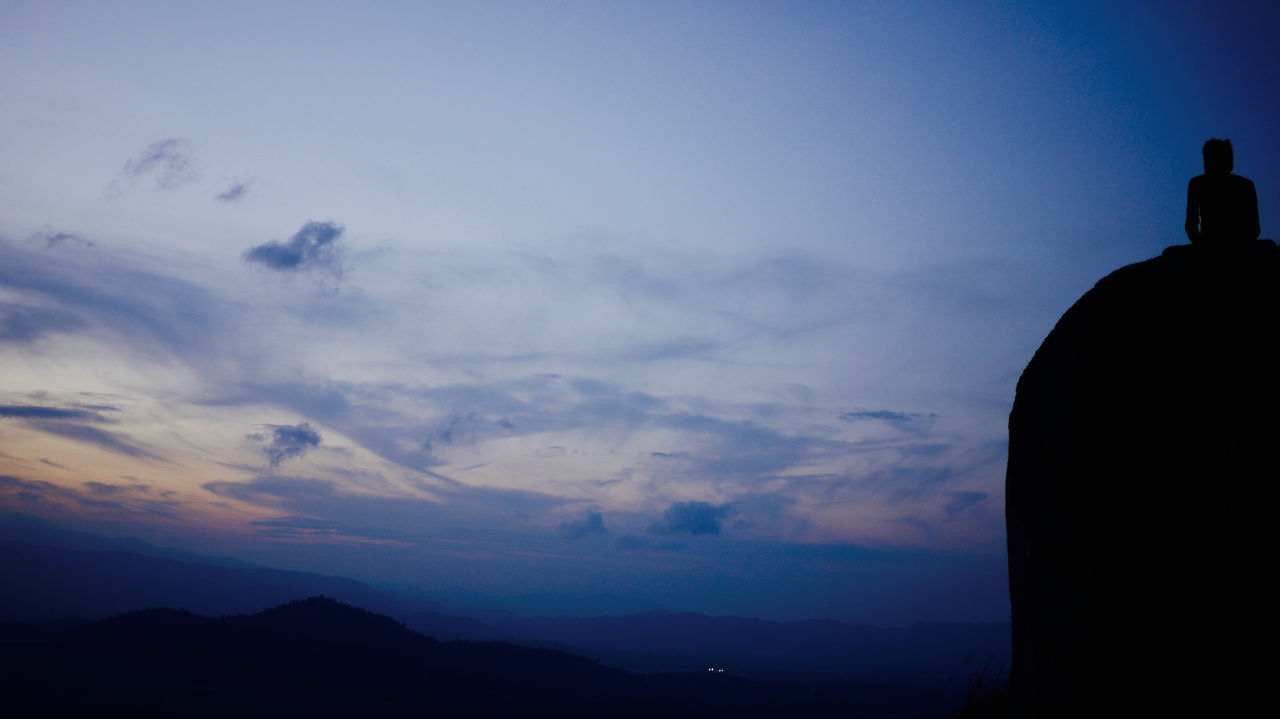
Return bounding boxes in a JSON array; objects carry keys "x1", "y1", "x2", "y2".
[{"x1": 1006, "y1": 240, "x2": 1280, "y2": 716}]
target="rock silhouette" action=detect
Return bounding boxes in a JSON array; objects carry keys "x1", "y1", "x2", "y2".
[{"x1": 1006, "y1": 240, "x2": 1280, "y2": 716}]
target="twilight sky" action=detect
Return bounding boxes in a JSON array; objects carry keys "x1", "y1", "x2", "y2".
[{"x1": 2, "y1": 0, "x2": 1277, "y2": 625}]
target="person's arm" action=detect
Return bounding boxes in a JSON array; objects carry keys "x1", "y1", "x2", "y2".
[{"x1": 1185, "y1": 178, "x2": 1201, "y2": 243}]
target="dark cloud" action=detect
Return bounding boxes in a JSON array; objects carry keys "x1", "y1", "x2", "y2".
[
  {"x1": 249, "y1": 423, "x2": 322, "y2": 467},
  {"x1": 121, "y1": 138, "x2": 197, "y2": 189},
  {"x1": 0, "y1": 405, "x2": 93, "y2": 420},
  {"x1": 242, "y1": 221, "x2": 344, "y2": 273},
  {"x1": 22, "y1": 419, "x2": 161, "y2": 460},
  {"x1": 422, "y1": 411, "x2": 516, "y2": 452},
  {"x1": 215, "y1": 182, "x2": 250, "y2": 202},
  {"x1": 27, "y1": 228, "x2": 93, "y2": 249},
  {"x1": 0, "y1": 474, "x2": 179, "y2": 518},
  {"x1": 1, "y1": 474, "x2": 92, "y2": 508},
  {"x1": 557, "y1": 510, "x2": 606, "y2": 539},
  {"x1": 83, "y1": 481, "x2": 150, "y2": 497},
  {"x1": 649, "y1": 501, "x2": 734, "y2": 536},
  {"x1": 0, "y1": 302, "x2": 87, "y2": 343},
  {"x1": 0, "y1": 240, "x2": 229, "y2": 363},
  {"x1": 839, "y1": 409, "x2": 939, "y2": 432},
  {"x1": 840, "y1": 409, "x2": 913, "y2": 423},
  {"x1": 203, "y1": 475, "x2": 337, "y2": 506},
  {"x1": 943, "y1": 491, "x2": 988, "y2": 518}
]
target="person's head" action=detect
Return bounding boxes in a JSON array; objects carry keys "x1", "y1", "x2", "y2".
[{"x1": 1202, "y1": 138, "x2": 1234, "y2": 174}]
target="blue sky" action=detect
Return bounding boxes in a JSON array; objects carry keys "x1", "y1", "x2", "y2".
[{"x1": 2, "y1": 0, "x2": 1277, "y2": 624}]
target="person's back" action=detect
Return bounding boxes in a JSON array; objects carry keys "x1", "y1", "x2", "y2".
[{"x1": 1186, "y1": 138, "x2": 1260, "y2": 245}]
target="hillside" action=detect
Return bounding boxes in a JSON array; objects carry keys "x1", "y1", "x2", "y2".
[
  {"x1": 0, "y1": 597, "x2": 929, "y2": 718},
  {"x1": 1007, "y1": 240, "x2": 1280, "y2": 715}
]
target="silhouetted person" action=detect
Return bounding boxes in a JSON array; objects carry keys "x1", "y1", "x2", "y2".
[{"x1": 1185, "y1": 138, "x2": 1260, "y2": 245}]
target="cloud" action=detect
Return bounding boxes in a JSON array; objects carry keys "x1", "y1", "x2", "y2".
[
  {"x1": 249, "y1": 423, "x2": 322, "y2": 467},
  {"x1": 557, "y1": 510, "x2": 607, "y2": 539},
  {"x1": 421, "y1": 411, "x2": 516, "y2": 453},
  {"x1": 839, "y1": 409, "x2": 939, "y2": 432},
  {"x1": 83, "y1": 480, "x2": 151, "y2": 497},
  {"x1": 120, "y1": 138, "x2": 197, "y2": 189},
  {"x1": 242, "y1": 221, "x2": 344, "y2": 274},
  {"x1": 201, "y1": 474, "x2": 571, "y2": 546},
  {"x1": 0, "y1": 239, "x2": 230, "y2": 364},
  {"x1": 0, "y1": 303, "x2": 87, "y2": 343},
  {"x1": 943, "y1": 491, "x2": 988, "y2": 518},
  {"x1": 22, "y1": 419, "x2": 162, "y2": 460},
  {"x1": 722, "y1": 492, "x2": 811, "y2": 538},
  {"x1": 0, "y1": 474, "x2": 179, "y2": 518},
  {"x1": 0, "y1": 405, "x2": 95, "y2": 420},
  {"x1": 649, "y1": 501, "x2": 734, "y2": 536},
  {"x1": 203, "y1": 475, "x2": 337, "y2": 507},
  {"x1": 215, "y1": 182, "x2": 250, "y2": 202},
  {"x1": 27, "y1": 228, "x2": 93, "y2": 249}
]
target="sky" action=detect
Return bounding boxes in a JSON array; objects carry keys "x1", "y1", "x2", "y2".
[{"x1": 2, "y1": 0, "x2": 1277, "y2": 625}]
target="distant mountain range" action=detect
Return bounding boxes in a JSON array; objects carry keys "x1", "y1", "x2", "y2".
[
  {"x1": 1, "y1": 514, "x2": 1008, "y2": 708},
  {"x1": 458, "y1": 611, "x2": 1009, "y2": 688},
  {"x1": 1, "y1": 596, "x2": 941, "y2": 717}
]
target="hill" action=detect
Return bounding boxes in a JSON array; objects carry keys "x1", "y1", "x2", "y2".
[
  {"x1": 1007, "y1": 240, "x2": 1280, "y2": 715},
  {"x1": 1, "y1": 529, "x2": 1007, "y2": 695},
  {"x1": 0, "y1": 596, "x2": 930, "y2": 718}
]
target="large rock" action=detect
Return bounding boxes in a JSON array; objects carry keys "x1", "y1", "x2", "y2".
[{"x1": 1006, "y1": 241, "x2": 1280, "y2": 716}]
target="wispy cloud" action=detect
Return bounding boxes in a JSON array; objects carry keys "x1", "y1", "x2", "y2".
[
  {"x1": 215, "y1": 181, "x2": 250, "y2": 203},
  {"x1": 202, "y1": 474, "x2": 571, "y2": 545},
  {"x1": 943, "y1": 491, "x2": 988, "y2": 518},
  {"x1": 0, "y1": 405, "x2": 98, "y2": 420},
  {"x1": 0, "y1": 303, "x2": 87, "y2": 343},
  {"x1": 243, "y1": 221, "x2": 344, "y2": 274},
  {"x1": 120, "y1": 138, "x2": 197, "y2": 189},
  {"x1": 0, "y1": 239, "x2": 231, "y2": 364},
  {"x1": 0, "y1": 474, "x2": 181, "y2": 518},
  {"x1": 22, "y1": 419, "x2": 161, "y2": 461},
  {"x1": 839, "y1": 409, "x2": 939, "y2": 433},
  {"x1": 27, "y1": 228, "x2": 93, "y2": 249}
]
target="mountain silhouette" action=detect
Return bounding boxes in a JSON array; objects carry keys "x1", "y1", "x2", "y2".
[
  {"x1": 0, "y1": 537, "x2": 433, "y2": 621},
  {"x1": 0, "y1": 597, "x2": 929, "y2": 718},
  {"x1": 457, "y1": 610, "x2": 1008, "y2": 688},
  {"x1": 3, "y1": 528, "x2": 1007, "y2": 701},
  {"x1": 1006, "y1": 240, "x2": 1280, "y2": 716}
]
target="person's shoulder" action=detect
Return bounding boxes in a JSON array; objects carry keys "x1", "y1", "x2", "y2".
[
  {"x1": 1229, "y1": 173, "x2": 1256, "y2": 188},
  {"x1": 1188, "y1": 173, "x2": 1208, "y2": 187}
]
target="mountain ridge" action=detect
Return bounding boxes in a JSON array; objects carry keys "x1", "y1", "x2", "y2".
[{"x1": 1, "y1": 595, "x2": 931, "y2": 718}]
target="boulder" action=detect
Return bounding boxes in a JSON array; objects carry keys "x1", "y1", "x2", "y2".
[{"x1": 1006, "y1": 241, "x2": 1280, "y2": 716}]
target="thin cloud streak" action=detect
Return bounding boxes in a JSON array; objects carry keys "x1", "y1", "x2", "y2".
[{"x1": 119, "y1": 138, "x2": 197, "y2": 189}]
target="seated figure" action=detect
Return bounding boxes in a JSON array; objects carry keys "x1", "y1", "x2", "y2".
[{"x1": 1186, "y1": 138, "x2": 1260, "y2": 245}]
